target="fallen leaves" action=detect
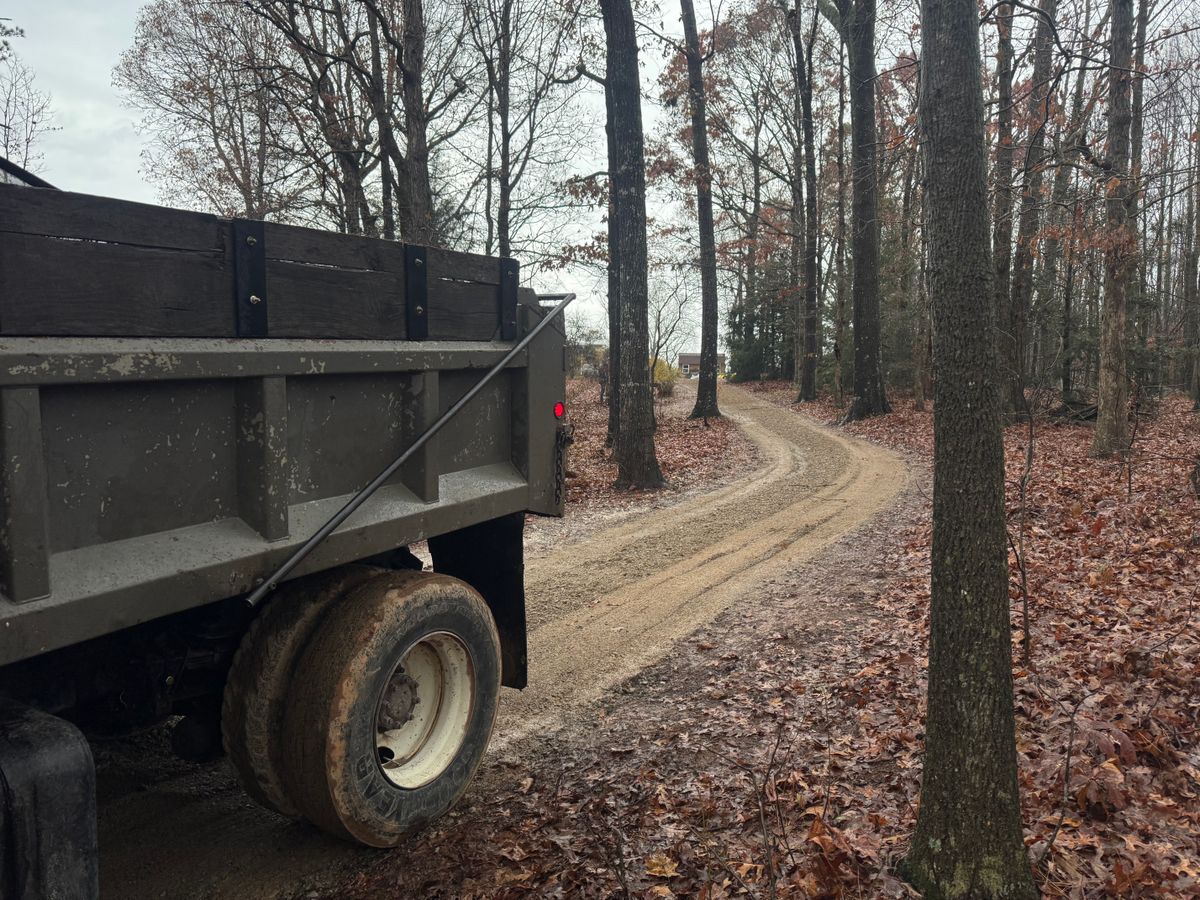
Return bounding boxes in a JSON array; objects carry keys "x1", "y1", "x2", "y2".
[
  {"x1": 561, "y1": 378, "x2": 758, "y2": 509},
  {"x1": 328, "y1": 385, "x2": 1199, "y2": 900},
  {"x1": 645, "y1": 852, "x2": 681, "y2": 878}
]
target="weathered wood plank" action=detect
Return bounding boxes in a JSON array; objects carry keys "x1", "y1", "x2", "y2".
[
  {"x1": 264, "y1": 221, "x2": 406, "y2": 273},
  {"x1": 0, "y1": 185, "x2": 511, "y2": 340},
  {"x1": 428, "y1": 279, "x2": 500, "y2": 341},
  {"x1": 0, "y1": 233, "x2": 234, "y2": 337},
  {"x1": 265, "y1": 259, "x2": 405, "y2": 339},
  {"x1": 0, "y1": 183, "x2": 225, "y2": 252},
  {"x1": 0, "y1": 387, "x2": 50, "y2": 603},
  {"x1": 426, "y1": 246, "x2": 502, "y2": 285}
]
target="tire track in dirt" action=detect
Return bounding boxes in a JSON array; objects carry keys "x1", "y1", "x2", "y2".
[
  {"x1": 494, "y1": 383, "x2": 906, "y2": 746},
  {"x1": 94, "y1": 383, "x2": 906, "y2": 899}
]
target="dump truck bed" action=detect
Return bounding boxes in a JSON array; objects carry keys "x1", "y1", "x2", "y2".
[{"x1": 0, "y1": 184, "x2": 565, "y2": 667}]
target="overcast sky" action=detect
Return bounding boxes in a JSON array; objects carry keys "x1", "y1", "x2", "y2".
[{"x1": 9, "y1": 1, "x2": 156, "y2": 201}]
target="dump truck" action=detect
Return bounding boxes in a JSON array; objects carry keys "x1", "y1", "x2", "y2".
[{"x1": 0, "y1": 169, "x2": 570, "y2": 897}]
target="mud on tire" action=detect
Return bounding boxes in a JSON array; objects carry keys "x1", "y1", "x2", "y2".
[
  {"x1": 280, "y1": 571, "x2": 502, "y2": 847},
  {"x1": 222, "y1": 566, "x2": 382, "y2": 817}
]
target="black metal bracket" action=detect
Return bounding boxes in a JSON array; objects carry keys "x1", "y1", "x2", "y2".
[
  {"x1": 233, "y1": 219, "x2": 268, "y2": 338},
  {"x1": 499, "y1": 258, "x2": 520, "y2": 341},
  {"x1": 405, "y1": 244, "x2": 429, "y2": 340}
]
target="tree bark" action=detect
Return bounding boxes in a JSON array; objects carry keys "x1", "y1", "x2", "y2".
[
  {"x1": 1185, "y1": 117, "x2": 1200, "y2": 408},
  {"x1": 605, "y1": 80, "x2": 621, "y2": 447},
  {"x1": 1037, "y1": 1, "x2": 1090, "y2": 399},
  {"x1": 601, "y1": 0, "x2": 664, "y2": 488},
  {"x1": 1008, "y1": 0, "x2": 1057, "y2": 413},
  {"x1": 992, "y1": 3, "x2": 1015, "y2": 409},
  {"x1": 903, "y1": 0, "x2": 1038, "y2": 895},
  {"x1": 679, "y1": 0, "x2": 721, "y2": 420},
  {"x1": 1092, "y1": 0, "x2": 1134, "y2": 457},
  {"x1": 791, "y1": 0, "x2": 820, "y2": 402},
  {"x1": 396, "y1": 0, "x2": 437, "y2": 244},
  {"x1": 833, "y1": 38, "x2": 848, "y2": 404},
  {"x1": 839, "y1": 0, "x2": 890, "y2": 421}
]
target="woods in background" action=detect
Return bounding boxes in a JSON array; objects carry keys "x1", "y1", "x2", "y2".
[{"x1": 92, "y1": 0, "x2": 1200, "y2": 481}]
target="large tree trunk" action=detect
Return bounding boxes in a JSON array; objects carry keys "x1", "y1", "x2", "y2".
[
  {"x1": 1008, "y1": 0, "x2": 1057, "y2": 413},
  {"x1": 679, "y1": 0, "x2": 721, "y2": 420},
  {"x1": 605, "y1": 82, "x2": 621, "y2": 447},
  {"x1": 840, "y1": 0, "x2": 890, "y2": 421},
  {"x1": 601, "y1": 0, "x2": 664, "y2": 488},
  {"x1": 396, "y1": 0, "x2": 437, "y2": 244},
  {"x1": 792, "y1": 0, "x2": 820, "y2": 402},
  {"x1": 1092, "y1": 0, "x2": 1134, "y2": 457},
  {"x1": 992, "y1": 3, "x2": 1015, "y2": 409},
  {"x1": 902, "y1": 0, "x2": 1038, "y2": 895}
]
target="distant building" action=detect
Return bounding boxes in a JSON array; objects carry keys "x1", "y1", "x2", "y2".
[{"x1": 677, "y1": 353, "x2": 726, "y2": 378}]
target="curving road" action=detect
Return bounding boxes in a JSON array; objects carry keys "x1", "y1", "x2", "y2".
[{"x1": 95, "y1": 383, "x2": 907, "y2": 899}]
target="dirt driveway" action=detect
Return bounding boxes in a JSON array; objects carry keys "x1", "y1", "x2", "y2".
[{"x1": 95, "y1": 383, "x2": 907, "y2": 899}]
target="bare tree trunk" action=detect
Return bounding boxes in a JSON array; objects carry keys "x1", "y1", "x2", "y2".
[
  {"x1": 833, "y1": 39, "x2": 848, "y2": 405},
  {"x1": 903, "y1": 0, "x2": 1038, "y2": 894},
  {"x1": 791, "y1": 0, "x2": 820, "y2": 402},
  {"x1": 1062, "y1": 206, "x2": 1078, "y2": 398},
  {"x1": 680, "y1": 0, "x2": 721, "y2": 420},
  {"x1": 992, "y1": 3, "x2": 1015, "y2": 408},
  {"x1": 840, "y1": 0, "x2": 889, "y2": 421},
  {"x1": 1127, "y1": 0, "x2": 1149, "y2": 381},
  {"x1": 1185, "y1": 119, "x2": 1200, "y2": 408},
  {"x1": 396, "y1": 0, "x2": 436, "y2": 244},
  {"x1": 1038, "y1": 1, "x2": 1090, "y2": 399},
  {"x1": 1093, "y1": 0, "x2": 1134, "y2": 457},
  {"x1": 601, "y1": 0, "x2": 664, "y2": 488},
  {"x1": 605, "y1": 83, "x2": 621, "y2": 447},
  {"x1": 1008, "y1": 0, "x2": 1057, "y2": 414},
  {"x1": 914, "y1": 157, "x2": 931, "y2": 411}
]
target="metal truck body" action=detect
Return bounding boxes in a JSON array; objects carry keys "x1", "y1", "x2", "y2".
[{"x1": 0, "y1": 181, "x2": 568, "y2": 894}]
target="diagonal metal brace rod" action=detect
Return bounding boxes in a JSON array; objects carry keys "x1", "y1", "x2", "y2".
[{"x1": 245, "y1": 292, "x2": 576, "y2": 607}]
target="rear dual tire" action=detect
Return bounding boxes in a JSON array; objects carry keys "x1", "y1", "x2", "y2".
[{"x1": 223, "y1": 569, "x2": 502, "y2": 846}]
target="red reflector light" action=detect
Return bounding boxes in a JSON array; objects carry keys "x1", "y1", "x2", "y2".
[{"x1": 553, "y1": 401, "x2": 565, "y2": 419}]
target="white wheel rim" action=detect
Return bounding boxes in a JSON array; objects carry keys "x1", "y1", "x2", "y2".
[{"x1": 374, "y1": 632, "x2": 475, "y2": 789}]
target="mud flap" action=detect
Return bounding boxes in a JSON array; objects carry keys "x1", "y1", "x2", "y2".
[
  {"x1": 429, "y1": 513, "x2": 527, "y2": 689},
  {"x1": 0, "y1": 700, "x2": 99, "y2": 900}
]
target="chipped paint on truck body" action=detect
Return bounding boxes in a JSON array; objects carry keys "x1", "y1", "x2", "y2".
[{"x1": 0, "y1": 300, "x2": 565, "y2": 667}]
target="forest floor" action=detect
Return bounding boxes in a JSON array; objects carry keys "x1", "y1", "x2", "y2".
[{"x1": 736, "y1": 380, "x2": 1200, "y2": 897}]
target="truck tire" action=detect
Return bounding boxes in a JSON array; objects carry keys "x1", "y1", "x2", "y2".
[
  {"x1": 222, "y1": 566, "x2": 382, "y2": 817},
  {"x1": 281, "y1": 571, "x2": 501, "y2": 846}
]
